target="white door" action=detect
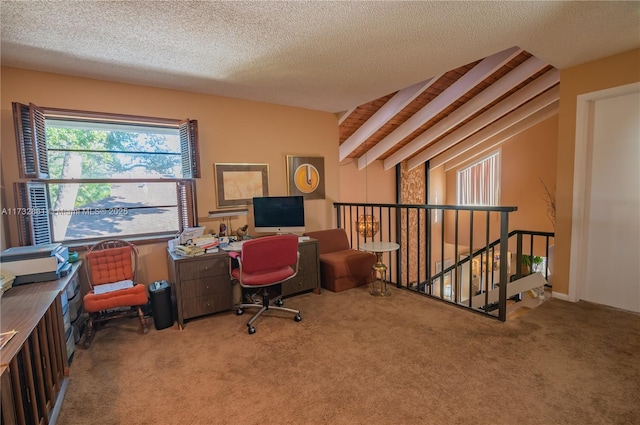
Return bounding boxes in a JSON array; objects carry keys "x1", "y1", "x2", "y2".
[{"x1": 572, "y1": 84, "x2": 640, "y2": 312}]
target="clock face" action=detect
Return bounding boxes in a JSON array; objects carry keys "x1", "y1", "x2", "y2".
[
  {"x1": 287, "y1": 156, "x2": 325, "y2": 199},
  {"x1": 293, "y1": 163, "x2": 320, "y2": 193}
]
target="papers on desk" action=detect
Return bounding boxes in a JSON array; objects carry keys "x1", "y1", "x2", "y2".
[
  {"x1": 93, "y1": 279, "x2": 134, "y2": 295},
  {"x1": 221, "y1": 240, "x2": 246, "y2": 251},
  {"x1": 179, "y1": 226, "x2": 205, "y2": 244},
  {"x1": 174, "y1": 245, "x2": 205, "y2": 257},
  {"x1": 190, "y1": 236, "x2": 219, "y2": 250}
]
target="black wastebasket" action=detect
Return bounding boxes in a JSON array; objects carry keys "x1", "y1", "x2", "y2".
[{"x1": 148, "y1": 280, "x2": 174, "y2": 330}]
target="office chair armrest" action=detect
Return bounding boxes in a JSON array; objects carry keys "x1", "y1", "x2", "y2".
[{"x1": 228, "y1": 250, "x2": 243, "y2": 280}]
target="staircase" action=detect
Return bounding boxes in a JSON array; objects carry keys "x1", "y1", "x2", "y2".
[
  {"x1": 417, "y1": 229, "x2": 554, "y2": 321},
  {"x1": 332, "y1": 202, "x2": 554, "y2": 322}
]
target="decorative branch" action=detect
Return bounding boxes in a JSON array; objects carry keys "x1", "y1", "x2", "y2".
[{"x1": 539, "y1": 178, "x2": 556, "y2": 229}]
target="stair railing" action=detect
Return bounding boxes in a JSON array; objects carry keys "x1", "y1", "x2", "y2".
[{"x1": 333, "y1": 203, "x2": 553, "y2": 321}]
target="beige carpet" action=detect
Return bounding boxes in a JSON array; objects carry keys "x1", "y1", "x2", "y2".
[{"x1": 58, "y1": 286, "x2": 640, "y2": 425}]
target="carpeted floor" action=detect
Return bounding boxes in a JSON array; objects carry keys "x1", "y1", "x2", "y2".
[{"x1": 58, "y1": 286, "x2": 640, "y2": 425}]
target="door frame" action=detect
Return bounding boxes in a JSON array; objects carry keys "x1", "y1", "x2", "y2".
[{"x1": 568, "y1": 81, "x2": 640, "y2": 302}]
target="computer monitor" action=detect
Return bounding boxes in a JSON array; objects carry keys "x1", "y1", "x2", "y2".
[{"x1": 253, "y1": 195, "x2": 305, "y2": 234}]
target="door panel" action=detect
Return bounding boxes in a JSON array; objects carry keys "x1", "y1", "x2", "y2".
[{"x1": 581, "y1": 90, "x2": 640, "y2": 312}]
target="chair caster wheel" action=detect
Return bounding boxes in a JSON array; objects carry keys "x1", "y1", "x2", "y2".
[
  {"x1": 294, "y1": 314, "x2": 302, "y2": 322},
  {"x1": 248, "y1": 326, "x2": 256, "y2": 335},
  {"x1": 236, "y1": 308, "x2": 244, "y2": 316},
  {"x1": 275, "y1": 299, "x2": 284, "y2": 307}
]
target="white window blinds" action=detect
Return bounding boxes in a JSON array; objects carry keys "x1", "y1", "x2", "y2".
[{"x1": 457, "y1": 152, "x2": 500, "y2": 206}]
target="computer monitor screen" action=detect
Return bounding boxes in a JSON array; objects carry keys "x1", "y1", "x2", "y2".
[{"x1": 253, "y1": 196, "x2": 305, "y2": 234}]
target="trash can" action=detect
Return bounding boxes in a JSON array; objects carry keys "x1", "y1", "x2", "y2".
[{"x1": 148, "y1": 280, "x2": 174, "y2": 330}]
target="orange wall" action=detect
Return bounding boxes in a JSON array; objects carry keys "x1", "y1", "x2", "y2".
[
  {"x1": 554, "y1": 48, "x2": 640, "y2": 296},
  {"x1": 440, "y1": 114, "x2": 558, "y2": 252},
  {"x1": 337, "y1": 116, "x2": 560, "y2": 278},
  {"x1": 339, "y1": 160, "x2": 396, "y2": 205},
  {"x1": 0, "y1": 67, "x2": 338, "y2": 283},
  {"x1": 339, "y1": 160, "x2": 398, "y2": 271}
]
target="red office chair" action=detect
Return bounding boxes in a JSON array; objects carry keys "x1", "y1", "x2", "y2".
[
  {"x1": 82, "y1": 239, "x2": 149, "y2": 348},
  {"x1": 228, "y1": 235, "x2": 302, "y2": 334}
]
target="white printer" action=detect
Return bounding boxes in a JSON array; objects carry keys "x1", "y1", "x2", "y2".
[{"x1": 0, "y1": 243, "x2": 71, "y2": 285}]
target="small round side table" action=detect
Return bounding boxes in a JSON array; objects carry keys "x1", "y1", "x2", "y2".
[{"x1": 359, "y1": 241, "x2": 400, "y2": 297}]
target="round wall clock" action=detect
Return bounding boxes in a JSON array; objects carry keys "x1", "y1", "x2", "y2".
[
  {"x1": 286, "y1": 155, "x2": 325, "y2": 199},
  {"x1": 293, "y1": 163, "x2": 320, "y2": 193}
]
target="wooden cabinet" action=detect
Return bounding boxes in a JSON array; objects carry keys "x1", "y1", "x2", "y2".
[
  {"x1": 0, "y1": 262, "x2": 81, "y2": 425},
  {"x1": 282, "y1": 239, "x2": 320, "y2": 297},
  {"x1": 167, "y1": 251, "x2": 234, "y2": 329}
]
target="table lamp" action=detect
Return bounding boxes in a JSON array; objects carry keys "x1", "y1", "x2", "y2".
[{"x1": 208, "y1": 208, "x2": 248, "y2": 236}]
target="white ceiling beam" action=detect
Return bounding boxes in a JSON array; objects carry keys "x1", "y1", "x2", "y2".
[
  {"x1": 339, "y1": 78, "x2": 437, "y2": 161},
  {"x1": 383, "y1": 55, "x2": 551, "y2": 170},
  {"x1": 406, "y1": 69, "x2": 560, "y2": 170},
  {"x1": 436, "y1": 101, "x2": 559, "y2": 171},
  {"x1": 357, "y1": 46, "x2": 522, "y2": 170},
  {"x1": 338, "y1": 108, "x2": 356, "y2": 125}
]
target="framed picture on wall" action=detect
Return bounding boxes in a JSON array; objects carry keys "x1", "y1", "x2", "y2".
[
  {"x1": 214, "y1": 163, "x2": 269, "y2": 208},
  {"x1": 286, "y1": 155, "x2": 325, "y2": 200}
]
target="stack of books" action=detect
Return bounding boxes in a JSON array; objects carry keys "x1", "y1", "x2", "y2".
[
  {"x1": 189, "y1": 236, "x2": 220, "y2": 253},
  {"x1": 175, "y1": 245, "x2": 205, "y2": 257}
]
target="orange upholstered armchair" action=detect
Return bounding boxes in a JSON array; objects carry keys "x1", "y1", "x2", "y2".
[
  {"x1": 82, "y1": 239, "x2": 149, "y2": 348},
  {"x1": 229, "y1": 235, "x2": 302, "y2": 335},
  {"x1": 303, "y1": 229, "x2": 376, "y2": 292}
]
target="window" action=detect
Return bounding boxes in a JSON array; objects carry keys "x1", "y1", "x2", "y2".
[
  {"x1": 12, "y1": 102, "x2": 200, "y2": 245},
  {"x1": 457, "y1": 151, "x2": 500, "y2": 206}
]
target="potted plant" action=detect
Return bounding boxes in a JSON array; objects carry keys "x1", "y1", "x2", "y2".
[{"x1": 522, "y1": 255, "x2": 543, "y2": 275}]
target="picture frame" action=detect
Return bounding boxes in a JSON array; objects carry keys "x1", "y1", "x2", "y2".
[
  {"x1": 286, "y1": 155, "x2": 325, "y2": 200},
  {"x1": 214, "y1": 163, "x2": 269, "y2": 208}
]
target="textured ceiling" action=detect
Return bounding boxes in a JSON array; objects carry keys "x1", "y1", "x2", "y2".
[{"x1": 2, "y1": 1, "x2": 639, "y2": 114}]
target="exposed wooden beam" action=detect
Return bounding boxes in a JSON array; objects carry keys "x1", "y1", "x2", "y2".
[
  {"x1": 357, "y1": 46, "x2": 522, "y2": 169},
  {"x1": 383, "y1": 56, "x2": 551, "y2": 170},
  {"x1": 406, "y1": 69, "x2": 560, "y2": 170},
  {"x1": 339, "y1": 78, "x2": 437, "y2": 161},
  {"x1": 436, "y1": 101, "x2": 559, "y2": 171}
]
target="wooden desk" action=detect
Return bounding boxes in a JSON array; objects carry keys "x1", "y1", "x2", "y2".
[
  {"x1": 0, "y1": 262, "x2": 81, "y2": 425},
  {"x1": 167, "y1": 238, "x2": 320, "y2": 329}
]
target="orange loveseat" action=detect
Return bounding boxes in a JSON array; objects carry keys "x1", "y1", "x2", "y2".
[{"x1": 304, "y1": 228, "x2": 376, "y2": 293}]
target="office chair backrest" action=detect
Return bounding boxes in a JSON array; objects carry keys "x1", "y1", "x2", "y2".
[{"x1": 239, "y1": 235, "x2": 299, "y2": 274}]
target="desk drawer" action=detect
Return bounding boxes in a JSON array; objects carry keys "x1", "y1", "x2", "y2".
[
  {"x1": 182, "y1": 294, "x2": 232, "y2": 319},
  {"x1": 179, "y1": 257, "x2": 228, "y2": 279},
  {"x1": 282, "y1": 240, "x2": 319, "y2": 297},
  {"x1": 283, "y1": 274, "x2": 316, "y2": 295},
  {"x1": 180, "y1": 277, "x2": 230, "y2": 299},
  {"x1": 298, "y1": 242, "x2": 315, "y2": 256}
]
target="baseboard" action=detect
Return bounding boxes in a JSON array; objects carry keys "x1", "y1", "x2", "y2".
[{"x1": 551, "y1": 291, "x2": 570, "y2": 301}]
